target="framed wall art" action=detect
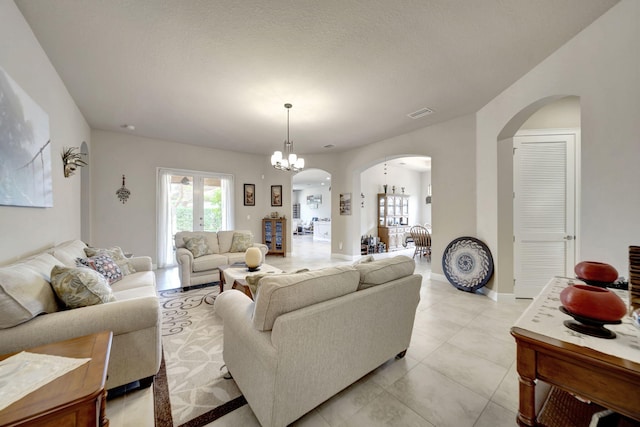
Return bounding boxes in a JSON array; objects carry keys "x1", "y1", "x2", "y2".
[
  {"x1": 340, "y1": 192, "x2": 352, "y2": 215},
  {"x1": 244, "y1": 183, "x2": 255, "y2": 206},
  {"x1": 271, "y1": 185, "x2": 282, "y2": 207},
  {"x1": 0, "y1": 66, "x2": 52, "y2": 207}
]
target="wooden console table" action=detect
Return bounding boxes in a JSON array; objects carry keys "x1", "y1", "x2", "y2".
[
  {"x1": 511, "y1": 277, "x2": 640, "y2": 426},
  {"x1": 0, "y1": 331, "x2": 112, "y2": 427}
]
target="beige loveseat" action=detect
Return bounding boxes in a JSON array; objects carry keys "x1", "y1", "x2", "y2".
[
  {"x1": 175, "y1": 230, "x2": 268, "y2": 288},
  {"x1": 214, "y1": 255, "x2": 421, "y2": 427},
  {"x1": 0, "y1": 239, "x2": 161, "y2": 390}
]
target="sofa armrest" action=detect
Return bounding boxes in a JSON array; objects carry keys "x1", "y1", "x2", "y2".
[
  {"x1": 251, "y1": 243, "x2": 269, "y2": 261},
  {"x1": 214, "y1": 290, "x2": 277, "y2": 364},
  {"x1": 0, "y1": 296, "x2": 160, "y2": 355},
  {"x1": 129, "y1": 256, "x2": 152, "y2": 271},
  {"x1": 175, "y1": 247, "x2": 194, "y2": 266}
]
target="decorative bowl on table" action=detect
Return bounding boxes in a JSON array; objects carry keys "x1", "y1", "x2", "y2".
[
  {"x1": 574, "y1": 261, "x2": 618, "y2": 287},
  {"x1": 559, "y1": 284, "x2": 627, "y2": 339}
]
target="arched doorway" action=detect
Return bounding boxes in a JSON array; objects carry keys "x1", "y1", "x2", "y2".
[
  {"x1": 359, "y1": 156, "x2": 431, "y2": 256},
  {"x1": 291, "y1": 168, "x2": 332, "y2": 258},
  {"x1": 497, "y1": 96, "x2": 581, "y2": 298}
]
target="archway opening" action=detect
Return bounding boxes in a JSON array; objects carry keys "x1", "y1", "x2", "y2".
[{"x1": 291, "y1": 168, "x2": 332, "y2": 259}]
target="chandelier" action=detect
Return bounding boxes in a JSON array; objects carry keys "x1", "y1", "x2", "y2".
[{"x1": 271, "y1": 103, "x2": 305, "y2": 172}]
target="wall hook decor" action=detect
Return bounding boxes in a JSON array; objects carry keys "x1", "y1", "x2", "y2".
[
  {"x1": 116, "y1": 174, "x2": 131, "y2": 204},
  {"x1": 61, "y1": 146, "x2": 87, "y2": 177}
]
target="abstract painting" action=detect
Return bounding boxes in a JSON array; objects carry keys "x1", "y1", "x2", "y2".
[{"x1": 0, "y1": 66, "x2": 52, "y2": 208}]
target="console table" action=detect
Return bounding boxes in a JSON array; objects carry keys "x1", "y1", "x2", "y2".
[
  {"x1": 511, "y1": 277, "x2": 640, "y2": 426},
  {"x1": 0, "y1": 331, "x2": 112, "y2": 427}
]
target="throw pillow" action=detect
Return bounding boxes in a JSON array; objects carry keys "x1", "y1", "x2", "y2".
[
  {"x1": 184, "y1": 235, "x2": 209, "y2": 258},
  {"x1": 50, "y1": 265, "x2": 115, "y2": 309},
  {"x1": 229, "y1": 232, "x2": 253, "y2": 253},
  {"x1": 84, "y1": 246, "x2": 137, "y2": 275},
  {"x1": 76, "y1": 254, "x2": 123, "y2": 284}
]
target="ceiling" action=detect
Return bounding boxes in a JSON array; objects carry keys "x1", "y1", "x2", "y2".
[{"x1": 16, "y1": 0, "x2": 617, "y2": 156}]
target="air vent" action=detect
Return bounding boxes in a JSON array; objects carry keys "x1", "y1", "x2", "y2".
[
  {"x1": 407, "y1": 107, "x2": 434, "y2": 119},
  {"x1": 323, "y1": 144, "x2": 335, "y2": 149}
]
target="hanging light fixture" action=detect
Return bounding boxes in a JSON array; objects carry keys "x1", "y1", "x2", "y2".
[{"x1": 271, "y1": 103, "x2": 305, "y2": 172}]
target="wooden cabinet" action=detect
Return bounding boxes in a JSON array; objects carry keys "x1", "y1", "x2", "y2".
[
  {"x1": 377, "y1": 193, "x2": 409, "y2": 252},
  {"x1": 262, "y1": 218, "x2": 286, "y2": 256}
]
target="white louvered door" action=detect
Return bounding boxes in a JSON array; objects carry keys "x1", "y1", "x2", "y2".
[{"x1": 513, "y1": 133, "x2": 576, "y2": 298}]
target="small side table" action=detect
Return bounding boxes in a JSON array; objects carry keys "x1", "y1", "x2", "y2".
[
  {"x1": 232, "y1": 279, "x2": 254, "y2": 300},
  {"x1": 0, "y1": 331, "x2": 113, "y2": 427}
]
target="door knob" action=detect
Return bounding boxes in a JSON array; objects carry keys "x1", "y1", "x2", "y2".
[{"x1": 564, "y1": 235, "x2": 574, "y2": 240}]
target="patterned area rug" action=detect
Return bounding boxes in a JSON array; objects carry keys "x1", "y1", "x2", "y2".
[{"x1": 155, "y1": 284, "x2": 246, "y2": 426}]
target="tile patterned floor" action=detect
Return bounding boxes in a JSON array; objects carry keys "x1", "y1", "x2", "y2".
[{"x1": 107, "y1": 235, "x2": 530, "y2": 426}]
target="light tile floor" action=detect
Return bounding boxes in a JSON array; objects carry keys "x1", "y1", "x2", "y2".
[{"x1": 107, "y1": 235, "x2": 531, "y2": 426}]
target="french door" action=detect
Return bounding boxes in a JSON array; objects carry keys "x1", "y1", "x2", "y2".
[
  {"x1": 157, "y1": 168, "x2": 233, "y2": 267},
  {"x1": 513, "y1": 132, "x2": 577, "y2": 298}
]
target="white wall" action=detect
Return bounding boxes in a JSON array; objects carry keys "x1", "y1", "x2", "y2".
[
  {"x1": 90, "y1": 130, "x2": 288, "y2": 261},
  {"x1": 0, "y1": 0, "x2": 90, "y2": 264},
  {"x1": 308, "y1": 113, "x2": 476, "y2": 272},
  {"x1": 297, "y1": 186, "x2": 331, "y2": 222},
  {"x1": 477, "y1": 0, "x2": 640, "y2": 295}
]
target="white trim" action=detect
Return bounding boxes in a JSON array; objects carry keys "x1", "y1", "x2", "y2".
[{"x1": 478, "y1": 286, "x2": 516, "y2": 302}]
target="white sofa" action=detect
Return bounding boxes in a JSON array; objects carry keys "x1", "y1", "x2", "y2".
[
  {"x1": 214, "y1": 255, "x2": 421, "y2": 427},
  {"x1": 174, "y1": 230, "x2": 268, "y2": 288},
  {"x1": 0, "y1": 239, "x2": 161, "y2": 390}
]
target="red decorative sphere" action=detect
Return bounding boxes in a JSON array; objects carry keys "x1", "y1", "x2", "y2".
[
  {"x1": 560, "y1": 284, "x2": 627, "y2": 322},
  {"x1": 574, "y1": 261, "x2": 618, "y2": 285}
]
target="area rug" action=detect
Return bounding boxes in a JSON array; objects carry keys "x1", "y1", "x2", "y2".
[{"x1": 155, "y1": 284, "x2": 246, "y2": 426}]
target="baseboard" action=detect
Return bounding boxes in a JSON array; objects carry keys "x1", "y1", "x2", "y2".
[
  {"x1": 331, "y1": 252, "x2": 357, "y2": 261},
  {"x1": 478, "y1": 286, "x2": 515, "y2": 302}
]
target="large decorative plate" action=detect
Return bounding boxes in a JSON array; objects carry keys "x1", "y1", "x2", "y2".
[{"x1": 442, "y1": 236, "x2": 494, "y2": 292}]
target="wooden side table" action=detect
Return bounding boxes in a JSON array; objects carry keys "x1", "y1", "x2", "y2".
[
  {"x1": 511, "y1": 277, "x2": 640, "y2": 426},
  {"x1": 0, "y1": 331, "x2": 113, "y2": 427}
]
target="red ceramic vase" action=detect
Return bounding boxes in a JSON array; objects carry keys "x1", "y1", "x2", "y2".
[
  {"x1": 574, "y1": 261, "x2": 618, "y2": 284},
  {"x1": 560, "y1": 284, "x2": 627, "y2": 322}
]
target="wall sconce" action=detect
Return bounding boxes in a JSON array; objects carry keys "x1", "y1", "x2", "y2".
[
  {"x1": 61, "y1": 146, "x2": 87, "y2": 178},
  {"x1": 116, "y1": 175, "x2": 131, "y2": 204},
  {"x1": 426, "y1": 184, "x2": 432, "y2": 204}
]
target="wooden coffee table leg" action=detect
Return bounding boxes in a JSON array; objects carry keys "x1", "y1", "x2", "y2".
[{"x1": 232, "y1": 279, "x2": 253, "y2": 300}]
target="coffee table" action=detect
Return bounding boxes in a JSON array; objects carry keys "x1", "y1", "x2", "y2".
[
  {"x1": 218, "y1": 263, "x2": 282, "y2": 293},
  {"x1": 0, "y1": 331, "x2": 112, "y2": 427}
]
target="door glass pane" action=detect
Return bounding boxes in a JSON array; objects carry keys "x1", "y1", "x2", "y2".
[
  {"x1": 170, "y1": 175, "x2": 194, "y2": 233},
  {"x1": 203, "y1": 177, "x2": 222, "y2": 232}
]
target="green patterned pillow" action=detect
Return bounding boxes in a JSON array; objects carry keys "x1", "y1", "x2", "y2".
[
  {"x1": 84, "y1": 246, "x2": 136, "y2": 275},
  {"x1": 50, "y1": 266, "x2": 115, "y2": 309},
  {"x1": 184, "y1": 235, "x2": 209, "y2": 258},
  {"x1": 229, "y1": 232, "x2": 253, "y2": 252}
]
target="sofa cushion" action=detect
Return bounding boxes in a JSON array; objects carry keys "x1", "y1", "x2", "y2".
[
  {"x1": 184, "y1": 235, "x2": 210, "y2": 258},
  {"x1": 84, "y1": 246, "x2": 136, "y2": 275},
  {"x1": 0, "y1": 264, "x2": 59, "y2": 329},
  {"x1": 175, "y1": 231, "x2": 219, "y2": 254},
  {"x1": 76, "y1": 254, "x2": 123, "y2": 284},
  {"x1": 22, "y1": 253, "x2": 62, "y2": 281},
  {"x1": 252, "y1": 265, "x2": 359, "y2": 331},
  {"x1": 354, "y1": 255, "x2": 415, "y2": 290},
  {"x1": 50, "y1": 265, "x2": 115, "y2": 309},
  {"x1": 229, "y1": 232, "x2": 253, "y2": 252},
  {"x1": 50, "y1": 239, "x2": 88, "y2": 267},
  {"x1": 192, "y1": 254, "x2": 228, "y2": 272}
]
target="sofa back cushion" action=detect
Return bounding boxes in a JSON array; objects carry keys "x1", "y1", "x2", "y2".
[
  {"x1": 0, "y1": 257, "x2": 60, "y2": 329},
  {"x1": 217, "y1": 230, "x2": 252, "y2": 253},
  {"x1": 50, "y1": 239, "x2": 87, "y2": 267},
  {"x1": 252, "y1": 265, "x2": 359, "y2": 331},
  {"x1": 354, "y1": 255, "x2": 415, "y2": 290},
  {"x1": 175, "y1": 231, "x2": 220, "y2": 254}
]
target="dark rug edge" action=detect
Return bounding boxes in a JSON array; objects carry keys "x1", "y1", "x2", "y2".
[
  {"x1": 154, "y1": 353, "x2": 173, "y2": 427},
  {"x1": 178, "y1": 395, "x2": 248, "y2": 427}
]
